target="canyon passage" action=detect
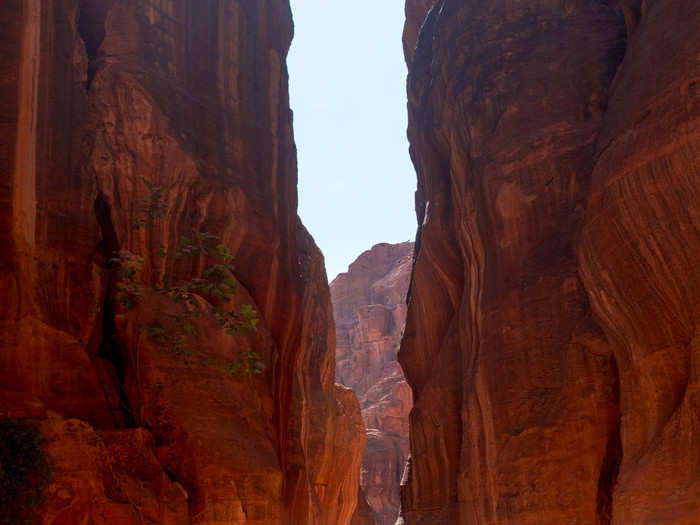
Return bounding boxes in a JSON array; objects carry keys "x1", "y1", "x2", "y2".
[{"x1": 1, "y1": 1, "x2": 699, "y2": 525}]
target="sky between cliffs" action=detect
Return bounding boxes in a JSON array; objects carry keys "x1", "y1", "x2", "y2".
[{"x1": 288, "y1": 0, "x2": 416, "y2": 282}]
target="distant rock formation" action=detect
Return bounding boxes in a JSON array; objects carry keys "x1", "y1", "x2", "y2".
[
  {"x1": 332, "y1": 242, "x2": 414, "y2": 525},
  {"x1": 399, "y1": 0, "x2": 700, "y2": 523}
]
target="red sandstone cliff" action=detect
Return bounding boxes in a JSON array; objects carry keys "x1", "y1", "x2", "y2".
[
  {"x1": 331, "y1": 242, "x2": 414, "y2": 525},
  {"x1": 400, "y1": 0, "x2": 700, "y2": 524},
  {"x1": 0, "y1": 1, "x2": 365, "y2": 524}
]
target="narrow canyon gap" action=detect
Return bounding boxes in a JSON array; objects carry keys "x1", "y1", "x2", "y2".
[
  {"x1": 287, "y1": 0, "x2": 417, "y2": 281},
  {"x1": 331, "y1": 242, "x2": 414, "y2": 525}
]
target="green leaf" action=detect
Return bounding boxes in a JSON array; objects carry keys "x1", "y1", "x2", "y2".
[
  {"x1": 216, "y1": 244, "x2": 233, "y2": 260},
  {"x1": 240, "y1": 304, "x2": 256, "y2": 318}
]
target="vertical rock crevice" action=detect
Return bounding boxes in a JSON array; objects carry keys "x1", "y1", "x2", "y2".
[
  {"x1": 93, "y1": 191, "x2": 137, "y2": 429},
  {"x1": 595, "y1": 354, "x2": 622, "y2": 525},
  {"x1": 77, "y1": 0, "x2": 114, "y2": 90}
]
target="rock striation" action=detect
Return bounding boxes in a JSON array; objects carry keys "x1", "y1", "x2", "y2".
[
  {"x1": 331, "y1": 242, "x2": 414, "y2": 525},
  {"x1": 400, "y1": 0, "x2": 700, "y2": 524},
  {"x1": 0, "y1": 1, "x2": 366, "y2": 524}
]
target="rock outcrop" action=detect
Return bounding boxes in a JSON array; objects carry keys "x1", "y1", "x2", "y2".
[
  {"x1": 0, "y1": 1, "x2": 365, "y2": 524},
  {"x1": 331, "y1": 242, "x2": 414, "y2": 525},
  {"x1": 400, "y1": 0, "x2": 699, "y2": 524}
]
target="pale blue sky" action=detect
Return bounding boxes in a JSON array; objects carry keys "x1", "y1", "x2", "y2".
[{"x1": 288, "y1": 0, "x2": 416, "y2": 281}]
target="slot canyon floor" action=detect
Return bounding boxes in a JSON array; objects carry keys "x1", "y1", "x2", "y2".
[{"x1": 0, "y1": 1, "x2": 699, "y2": 525}]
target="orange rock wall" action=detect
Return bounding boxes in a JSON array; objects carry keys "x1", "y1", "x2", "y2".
[
  {"x1": 400, "y1": 0, "x2": 699, "y2": 524},
  {"x1": 331, "y1": 242, "x2": 414, "y2": 525},
  {"x1": 0, "y1": 1, "x2": 365, "y2": 523}
]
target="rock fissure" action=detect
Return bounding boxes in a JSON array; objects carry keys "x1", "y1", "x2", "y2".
[
  {"x1": 77, "y1": 0, "x2": 113, "y2": 91},
  {"x1": 93, "y1": 190, "x2": 136, "y2": 429},
  {"x1": 96, "y1": 287, "x2": 137, "y2": 427},
  {"x1": 595, "y1": 353, "x2": 622, "y2": 525}
]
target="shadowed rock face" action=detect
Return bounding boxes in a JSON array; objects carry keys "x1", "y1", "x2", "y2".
[
  {"x1": 331, "y1": 242, "x2": 414, "y2": 525},
  {"x1": 0, "y1": 1, "x2": 366, "y2": 523},
  {"x1": 400, "y1": 0, "x2": 699, "y2": 524}
]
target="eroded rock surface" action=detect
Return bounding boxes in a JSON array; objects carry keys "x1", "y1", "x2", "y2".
[
  {"x1": 0, "y1": 1, "x2": 365, "y2": 523},
  {"x1": 400, "y1": 0, "x2": 699, "y2": 524},
  {"x1": 332, "y1": 242, "x2": 414, "y2": 525}
]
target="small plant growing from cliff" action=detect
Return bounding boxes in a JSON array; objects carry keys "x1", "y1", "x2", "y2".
[
  {"x1": 132, "y1": 178, "x2": 169, "y2": 231},
  {"x1": 0, "y1": 419, "x2": 51, "y2": 524},
  {"x1": 110, "y1": 178, "x2": 264, "y2": 374},
  {"x1": 113, "y1": 250, "x2": 144, "y2": 310}
]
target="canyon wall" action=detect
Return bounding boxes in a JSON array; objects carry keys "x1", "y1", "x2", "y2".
[
  {"x1": 331, "y1": 242, "x2": 414, "y2": 525},
  {"x1": 0, "y1": 1, "x2": 366, "y2": 524},
  {"x1": 400, "y1": 0, "x2": 699, "y2": 524}
]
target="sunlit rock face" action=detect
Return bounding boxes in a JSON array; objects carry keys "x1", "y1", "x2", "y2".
[
  {"x1": 400, "y1": 0, "x2": 699, "y2": 524},
  {"x1": 0, "y1": 1, "x2": 365, "y2": 523},
  {"x1": 331, "y1": 242, "x2": 414, "y2": 525}
]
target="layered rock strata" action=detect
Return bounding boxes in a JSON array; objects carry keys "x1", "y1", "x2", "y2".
[
  {"x1": 0, "y1": 1, "x2": 366, "y2": 524},
  {"x1": 400, "y1": 0, "x2": 699, "y2": 524},
  {"x1": 332, "y1": 242, "x2": 414, "y2": 525}
]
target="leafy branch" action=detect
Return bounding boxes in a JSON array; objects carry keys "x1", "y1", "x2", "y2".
[
  {"x1": 110, "y1": 178, "x2": 264, "y2": 375},
  {"x1": 132, "y1": 179, "x2": 168, "y2": 231}
]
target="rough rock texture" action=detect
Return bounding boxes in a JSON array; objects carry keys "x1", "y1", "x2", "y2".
[
  {"x1": 331, "y1": 242, "x2": 414, "y2": 525},
  {"x1": 400, "y1": 0, "x2": 699, "y2": 524},
  {"x1": 578, "y1": 1, "x2": 700, "y2": 521},
  {"x1": 39, "y1": 419, "x2": 190, "y2": 525},
  {"x1": 0, "y1": 1, "x2": 365, "y2": 524}
]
